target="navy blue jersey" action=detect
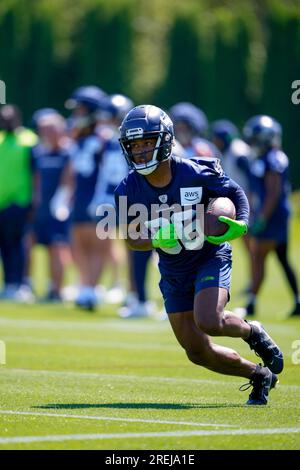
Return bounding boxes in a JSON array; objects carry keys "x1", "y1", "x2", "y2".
[
  {"x1": 249, "y1": 149, "x2": 291, "y2": 222},
  {"x1": 70, "y1": 134, "x2": 103, "y2": 223},
  {"x1": 93, "y1": 137, "x2": 128, "y2": 207},
  {"x1": 32, "y1": 143, "x2": 70, "y2": 217},
  {"x1": 115, "y1": 156, "x2": 249, "y2": 276}
]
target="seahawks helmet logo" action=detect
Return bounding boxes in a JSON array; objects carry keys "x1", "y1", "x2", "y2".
[{"x1": 125, "y1": 127, "x2": 144, "y2": 139}]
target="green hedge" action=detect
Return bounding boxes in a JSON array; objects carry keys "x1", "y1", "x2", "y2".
[{"x1": 0, "y1": 0, "x2": 299, "y2": 187}]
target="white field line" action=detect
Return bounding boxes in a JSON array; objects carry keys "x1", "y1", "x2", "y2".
[
  {"x1": 2, "y1": 368, "x2": 300, "y2": 391},
  {"x1": 0, "y1": 367, "x2": 244, "y2": 386},
  {"x1": 0, "y1": 317, "x2": 168, "y2": 333},
  {"x1": 2, "y1": 335, "x2": 178, "y2": 352},
  {"x1": 0, "y1": 410, "x2": 237, "y2": 428},
  {"x1": 1, "y1": 317, "x2": 295, "y2": 336},
  {"x1": 0, "y1": 428, "x2": 299, "y2": 444}
]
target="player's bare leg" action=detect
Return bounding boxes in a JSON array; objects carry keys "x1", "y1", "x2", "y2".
[
  {"x1": 168, "y1": 308, "x2": 279, "y2": 404},
  {"x1": 194, "y1": 287, "x2": 251, "y2": 338},
  {"x1": 48, "y1": 244, "x2": 66, "y2": 296},
  {"x1": 250, "y1": 239, "x2": 276, "y2": 296},
  {"x1": 72, "y1": 225, "x2": 93, "y2": 286},
  {"x1": 246, "y1": 239, "x2": 276, "y2": 314},
  {"x1": 168, "y1": 309, "x2": 255, "y2": 378},
  {"x1": 193, "y1": 286, "x2": 283, "y2": 374},
  {"x1": 72, "y1": 224, "x2": 103, "y2": 310}
]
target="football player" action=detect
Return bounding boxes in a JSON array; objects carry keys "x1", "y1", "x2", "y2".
[
  {"x1": 89, "y1": 93, "x2": 132, "y2": 306},
  {"x1": 169, "y1": 102, "x2": 220, "y2": 158},
  {"x1": 92, "y1": 94, "x2": 157, "y2": 317},
  {"x1": 66, "y1": 85, "x2": 107, "y2": 311},
  {"x1": 242, "y1": 115, "x2": 300, "y2": 317},
  {"x1": 0, "y1": 105, "x2": 37, "y2": 301},
  {"x1": 31, "y1": 111, "x2": 73, "y2": 302},
  {"x1": 210, "y1": 119, "x2": 254, "y2": 281},
  {"x1": 210, "y1": 119, "x2": 253, "y2": 194},
  {"x1": 115, "y1": 104, "x2": 284, "y2": 405}
]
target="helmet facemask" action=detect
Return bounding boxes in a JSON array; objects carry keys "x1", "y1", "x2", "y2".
[{"x1": 120, "y1": 129, "x2": 173, "y2": 175}]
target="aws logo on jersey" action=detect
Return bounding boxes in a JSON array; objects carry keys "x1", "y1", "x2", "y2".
[{"x1": 180, "y1": 187, "x2": 203, "y2": 206}]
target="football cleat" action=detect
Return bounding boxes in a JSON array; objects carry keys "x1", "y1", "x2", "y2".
[
  {"x1": 240, "y1": 366, "x2": 278, "y2": 405},
  {"x1": 118, "y1": 301, "x2": 156, "y2": 319},
  {"x1": 40, "y1": 290, "x2": 62, "y2": 304},
  {"x1": 75, "y1": 287, "x2": 97, "y2": 312},
  {"x1": 245, "y1": 321, "x2": 284, "y2": 374},
  {"x1": 75, "y1": 298, "x2": 96, "y2": 312}
]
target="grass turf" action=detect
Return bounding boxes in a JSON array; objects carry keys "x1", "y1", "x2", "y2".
[{"x1": 0, "y1": 204, "x2": 300, "y2": 449}]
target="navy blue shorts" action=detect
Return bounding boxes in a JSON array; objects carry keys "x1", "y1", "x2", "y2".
[
  {"x1": 159, "y1": 257, "x2": 232, "y2": 314},
  {"x1": 71, "y1": 209, "x2": 94, "y2": 224},
  {"x1": 253, "y1": 219, "x2": 288, "y2": 244},
  {"x1": 251, "y1": 211, "x2": 289, "y2": 244},
  {"x1": 33, "y1": 216, "x2": 70, "y2": 246}
]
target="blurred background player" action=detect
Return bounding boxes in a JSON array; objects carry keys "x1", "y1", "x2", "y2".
[
  {"x1": 169, "y1": 102, "x2": 220, "y2": 158},
  {"x1": 91, "y1": 94, "x2": 158, "y2": 317},
  {"x1": 31, "y1": 110, "x2": 73, "y2": 302},
  {"x1": 89, "y1": 93, "x2": 133, "y2": 304},
  {"x1": 66, "y1": 85, "x2": 107, "y2": 311},
  {"x1": 0, "y1": 105, "x2": 37, "y2": 300},
  {"x1": 210, "y1": 119, "x2": 253, "y2": 194},
  {"x1": 242, "y1": 115, "x2": 300, "y2": 318},
  {"x1": 211, "y1": 119, "x2": 254, "y2": 268},
  {"x1": 118, "y1": 249, "x2": 156, "y2": 318}
]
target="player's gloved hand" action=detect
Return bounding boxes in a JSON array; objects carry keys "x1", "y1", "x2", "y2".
[
  {"x1": 250, "y1": 217, "x2": 267, "y2": 236},
  {"x1": 152, "y1": 223, "x2": 179, "y2": 249},
  {"x1": 206, "y1": 216, "x2": 248, "y2": 245}
]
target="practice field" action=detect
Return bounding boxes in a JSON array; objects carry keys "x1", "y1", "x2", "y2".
[{"x1": 0, "y1": 206, "x2": 300, "y2": 450}]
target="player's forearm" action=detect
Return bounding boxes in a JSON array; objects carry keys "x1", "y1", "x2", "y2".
[
  {"x1": 119, "y1": 223, "x2": 153, "y2": 251},
  {"x1": 228, "y1": 184, "x2": 250, "y2": 224}
]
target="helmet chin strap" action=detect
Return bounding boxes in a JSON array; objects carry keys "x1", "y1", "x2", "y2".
[{"x1": 135, "y1": 162, "x2": 159, "y2": 175}]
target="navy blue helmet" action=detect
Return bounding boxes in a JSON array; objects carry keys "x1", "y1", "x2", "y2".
[
  {"x1": 65, "y1": 85, "x2": 107, "y2": 130},
  {"x1": 119, "y1": 105, "x2": 174, "y2": 175},
  {"x1": 65, "y1": 85, "x2": 106, "y2": 111},
  {"x1": 211, "y1": 119, "x2": 239, "y2": 151},
  {"x1": 169, "y1": 102, "x2": 208, "y2": 137},
  {"x1": 243, "y1": 115, "x2": 282, "y2": 153}
]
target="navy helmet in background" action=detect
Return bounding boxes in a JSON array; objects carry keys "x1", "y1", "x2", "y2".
[
  {"x1": 211, "y1": 119, "x2": 239, "y2": 152},
  {"x1": 119, "y1": 104, "x2": 174, "y2": 175},
  {"x1": 169, "y1": 102, "x2": 208, "y2": 138},
  {"x1": 97, "y1": 94, "x2": 134, "y2": 124},
  {"x1": 65, "y1": 85, "x2": 107, "y2": 131},
  {"x1": 65, "y1": 85, "x2": 107, "y2": 111},
  {"x1": 243, "y1": 115, "x2": 282, "y2": 155}
]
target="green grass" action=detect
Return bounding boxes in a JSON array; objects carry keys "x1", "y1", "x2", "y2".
[{"x1": 0, "y1": 204, "x2": 300, "y2": 449}]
